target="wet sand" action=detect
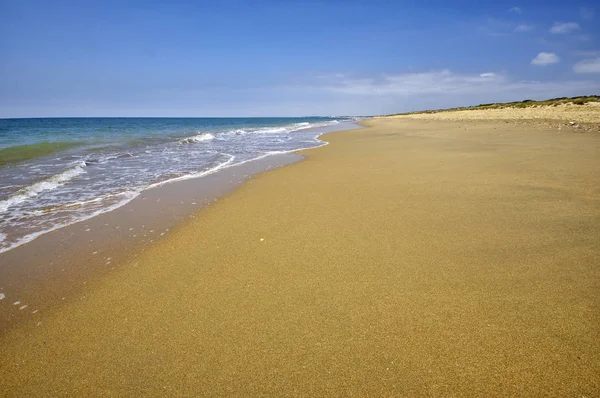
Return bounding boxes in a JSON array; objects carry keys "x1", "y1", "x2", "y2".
[
  {"x1": 1, "y1": 118, "x2": 599, "y2": 396},
  {"x1": 0, "y1": 153, "x2": 303, "y2": 333}
]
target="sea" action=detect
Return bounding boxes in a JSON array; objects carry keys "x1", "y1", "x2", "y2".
[{"x1": 0, "y1": 117, "x2": 360, "y2": 253}]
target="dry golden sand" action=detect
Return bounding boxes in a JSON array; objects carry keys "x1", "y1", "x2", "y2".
[{"x1": 1, "y1": 118, "x2": 600, "y2": 396}]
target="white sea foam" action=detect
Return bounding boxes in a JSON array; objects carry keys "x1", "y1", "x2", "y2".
[
  {"x1": 146, "y1": 153, "x2": 236, "y2": 189},
  {"x1": 229, "y1": 125, "x2": 299, "y2": 135},
  {"x1": 180, "y1": 133, "x2": 215, "y2": 143},
  {"x1": 254, "y1": 127, "x2": 288, "y2": 134},
  {"x1": 0, "y1": 162, "x2": 86, "y2": 213},
  {"x1": 0, "y1": 190, "x2": 139, "y2": 254},
  {"x1": 31, "y1": 191, "x2": 139, "y2": 213},
  {"x1": 220, "y1": 122, "x2": 322, "y2": 137},
  {"x1": 292, "y1": 122, "x2": 312, "y2": 130}
]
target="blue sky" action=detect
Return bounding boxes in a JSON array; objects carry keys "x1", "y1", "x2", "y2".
[{"x1": 1, "y1": 0, "x2": 599, "y2": 117}]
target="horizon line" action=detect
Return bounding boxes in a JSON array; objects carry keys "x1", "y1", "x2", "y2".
[{"x1": 0, "y1": 115, "x2": 368, "y2": 120}]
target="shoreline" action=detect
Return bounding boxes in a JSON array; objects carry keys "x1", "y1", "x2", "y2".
[
  {"x1": 0, "y1": 122, "x2": 363, "y2": 333},
  {"x1": 0, "y1": 153, "x2": 301, "y2": 332},
  {"x1": 0, "y1": 120, "x2": 360, "y2": 255},
  {"x1": 2, "y1": 116, "x2": 599, "y2": 396}
]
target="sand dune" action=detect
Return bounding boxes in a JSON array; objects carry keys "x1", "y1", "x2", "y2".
[{"x1": 389, "y1": 101, "x2": 600, "y2": 125}]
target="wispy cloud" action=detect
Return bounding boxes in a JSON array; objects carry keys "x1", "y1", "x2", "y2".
[
  {"x1": 580, "y1": 7, "x2": 595, "y2": 20},
  {"x1": 573, "y1": 58, "x2": 600, "y2": 73},
  {"x1": 315, "y1": 70, "x2": 592, "y2": 97},
  {"x1": 508, "y1": 7, "x2": 522, "y2": 14},
  {"x1": 320, "y1": 70, "x2": 503, "y2": 96},
  {"x1": 264, "y1": 69, "x2": 600, "y2": 115},
  {"x1": 514, "y1": 24, "x2": 534, "y2": 32},
  {"x1": 550, "y1": 22, "x2": 580, "y2": 34},
  {"x1": 531, "y1": 52, "x2": 560, "y2": 66},
  {"x1": 307, "y1": 69, "x2": 600, "y2": 114}
]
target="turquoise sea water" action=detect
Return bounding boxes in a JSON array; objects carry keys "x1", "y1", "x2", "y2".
[{"x1": 0, "y1": 117, "x2": 360, "y2": 252}]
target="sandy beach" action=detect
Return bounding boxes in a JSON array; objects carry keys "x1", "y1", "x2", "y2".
[{"x1": 1, "y1": 114, "x2": 599, "y2": 396}]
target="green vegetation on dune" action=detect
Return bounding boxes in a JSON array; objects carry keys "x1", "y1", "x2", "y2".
[
  {"x1": 389, "y1": 95, "x2": 600, "y2": 116},
  {"x1": 0, "y1": 141, "x2": 81, "y2": 167}
]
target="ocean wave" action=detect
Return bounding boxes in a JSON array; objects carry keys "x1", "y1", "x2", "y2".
[
  {"x1": 0, "y1": 162, "x2": 86, "y2": 213},
  {"x1": 32, "y1": 191, "x2": 139, "y2": 214},
  {"x1": 291, "y1": 122, "x2": 312, "y2": 130},
  {"x1": 226, "y1": 127, "x2": 286, "y2": 135},
  {"x1": 84, "y1": 152, "x2": 134, "y2": 166},
  {"x1": 146, "y1": 153, "x2": 236, "y2": 189},
  {"x1": 180, "y1": 133, "x2": 215, "y2": 143},
  {"x1": 224, "y1": 122, "x2": 322, "y2": 136},
  {"x1": 0, "y1": 190, "x2": 140, "y2": 254}
]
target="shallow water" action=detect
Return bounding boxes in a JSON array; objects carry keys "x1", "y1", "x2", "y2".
[{"x1": 0, "y1": 117, "x2": 361, "y2": 252}]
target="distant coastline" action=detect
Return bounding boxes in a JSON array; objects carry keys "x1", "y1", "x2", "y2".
[
  {"x1": 385, "y1": 95, "x2": 600, "y2": 116},
  {"x1": 382, "y1": 95, "x2": 600, "y2": 130}
]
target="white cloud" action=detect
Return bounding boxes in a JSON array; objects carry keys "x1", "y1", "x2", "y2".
[
  {"x1": 509, "y1": 7, "x2": 522, "y2": 14},
  {"x1": 514, "y1": 24, "x2": 534, "y2": 32},
  {"x1": 321, "y1": 70, "x2": 505, "y2": 96},
  {"x1": 573, "y1": 58, "x2": 600, "y2": 73},
  {"x1": 308, "y1": 70, "x2": 600, "y2": 114},
  {"x1": 531, "y1": 52, "x2": 560, "y2": 66},
  {"x1": 580, "y1": 7, "x2": 595, "y2": 20},
  {"x1": 550, "y1": 22, "x2": 580, "y2": 34},
  {"x1": 319, "y1": 70, "x2": 536, "y2": 97},
  {"x1": 316, "y1": 69, "x2": 504, "y2": 95}
]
